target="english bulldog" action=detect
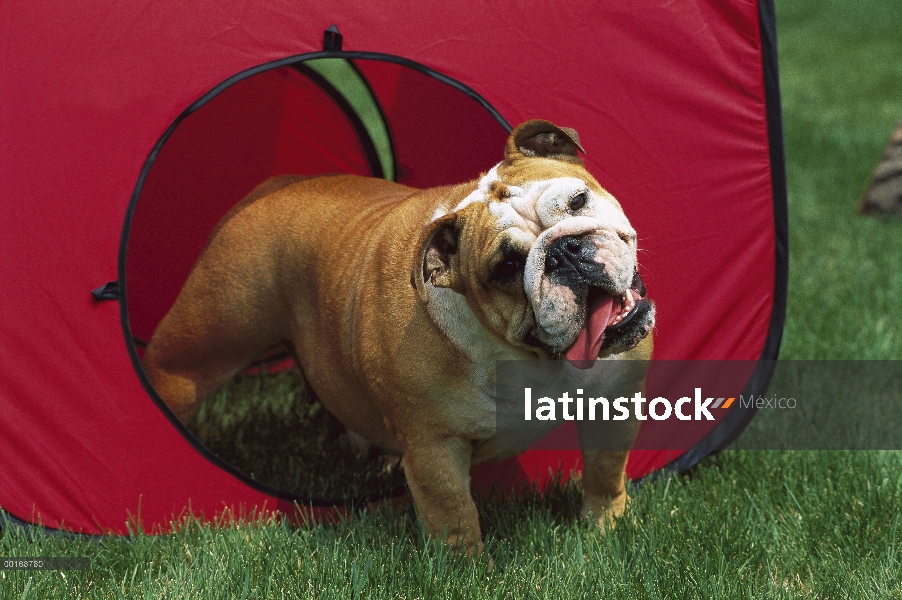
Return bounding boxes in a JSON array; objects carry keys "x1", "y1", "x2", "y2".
[{"x1": 142, "y1": 119, "x2": 655, "y2": 554}]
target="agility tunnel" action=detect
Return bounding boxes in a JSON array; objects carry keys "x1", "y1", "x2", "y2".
[{"x1": 0, "y1": 0, "x2": 786, "y2": 534}]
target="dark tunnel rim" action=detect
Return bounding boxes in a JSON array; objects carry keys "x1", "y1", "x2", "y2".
[{"x1": 117, "y1": 51, "x2": 512, "y2": 510}]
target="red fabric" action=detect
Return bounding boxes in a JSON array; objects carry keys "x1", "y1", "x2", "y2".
[
  {"x1": 0, "y1": 0, "x2": 774, "y2": 533},
  {"x1": 127, "y1": 67, "x2": 371, "y2": 344},
  {"x1": 355, "y1": 60, "x2": 509, "y2": 187}
]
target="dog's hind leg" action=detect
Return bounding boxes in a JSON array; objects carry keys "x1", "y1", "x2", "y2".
[
  {"x1": 142, "y1": 339, "x2": 253, "y2": 424},
  {"x1": 142, "y1": 301, "x2": 281, "y2": 423},
  {"x1": 141, "y1": 254, "x2": 286, "y2": 423},
  {"x1": 141, "y1": 180, "x2": 301, "y2": 423}
]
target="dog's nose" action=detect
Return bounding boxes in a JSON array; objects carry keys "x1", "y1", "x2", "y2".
[{"x1": 545, "y1": 235, "x2": 595, "y2": 273}]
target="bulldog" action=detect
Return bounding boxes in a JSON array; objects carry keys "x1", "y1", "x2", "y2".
[{"x1": 142, "y1": 119, "x2": 655, "y2": 554}]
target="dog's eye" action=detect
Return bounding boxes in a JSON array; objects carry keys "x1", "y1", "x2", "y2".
[
  {"x1": 492, "y1": 258, "x2": 523, "y2": 283},
  {"x1": 568, "y1": 191, "x2": 588, "y2": 212}
]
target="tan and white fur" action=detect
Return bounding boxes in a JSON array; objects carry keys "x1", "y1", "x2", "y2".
[{"x1": 143, "y1": 120, "x2": 655, "y2": 555}]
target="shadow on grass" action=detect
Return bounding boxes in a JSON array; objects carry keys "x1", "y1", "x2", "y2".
[{"x1": 185, "y1": 369, "x2": 406, "y2": 501}]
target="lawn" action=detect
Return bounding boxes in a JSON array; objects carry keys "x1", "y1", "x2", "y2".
[{"x1": 3, "y1": 0, "x2": 902, "y2": 597}]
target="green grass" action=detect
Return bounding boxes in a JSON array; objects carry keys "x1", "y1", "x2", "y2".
[
  {"x1": 777, "y1": 0, "x2": 902, "y2": 359},
  {"x1": 4, "y1": 0, "x2": 902, "y2": 597},
  {"x1": 187, "y1": 369, "x2": 405, "y2": 501},
  {"x1": 3, "y1": 452, "x2": 902, "y2": 598}
]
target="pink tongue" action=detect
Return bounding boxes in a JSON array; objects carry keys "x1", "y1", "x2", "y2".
[{"x1": 565, "y1": 295, "x2": 615, "y2": 369}]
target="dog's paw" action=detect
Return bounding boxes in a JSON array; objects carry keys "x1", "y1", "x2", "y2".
[
  {"x1": 459, "y1": 541, "x2": 495, "y2": 571},
  {"x1": 579, "y1": 491, "x2": 629, "y2": 532}
]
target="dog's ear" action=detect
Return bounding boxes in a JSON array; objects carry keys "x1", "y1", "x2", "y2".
[
  {"x1": 412, "y1": 212, "x2": 465, "y2": 302},
  {"x1": 505, "y1": 120, "x2": 586, "y2": 164}
]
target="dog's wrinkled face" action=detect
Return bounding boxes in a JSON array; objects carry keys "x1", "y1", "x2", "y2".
[{"x1": 416, "y1": 120, "x2": 655, "y2": 367}]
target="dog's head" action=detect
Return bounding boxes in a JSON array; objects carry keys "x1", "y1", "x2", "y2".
[{"x1": 414, "y1": 120, "x2": 654, "y2": 367}]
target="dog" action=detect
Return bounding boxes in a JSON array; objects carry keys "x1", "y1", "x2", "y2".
[{"x1": 142, "y1": 119, "x2": 655, "y2": 554}]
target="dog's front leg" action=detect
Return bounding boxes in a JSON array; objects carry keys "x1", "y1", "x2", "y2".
[
  {"x1": 577, "y1": 418, "x2": 639, "y2": 529},
  {"x1": 401, "y1": 434, "x2": 482, "y2": 555},
  {"x1": 579, "y1": 448, "x2": 632, "y2": 528}
]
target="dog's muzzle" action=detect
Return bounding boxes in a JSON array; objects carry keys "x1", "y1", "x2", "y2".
[
  {"x1": 544, "y1": 235, "x2": 613, "y2": 287},
  {"x1": 540, "y1": 235, "x2": 652, "y2": 368}
]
